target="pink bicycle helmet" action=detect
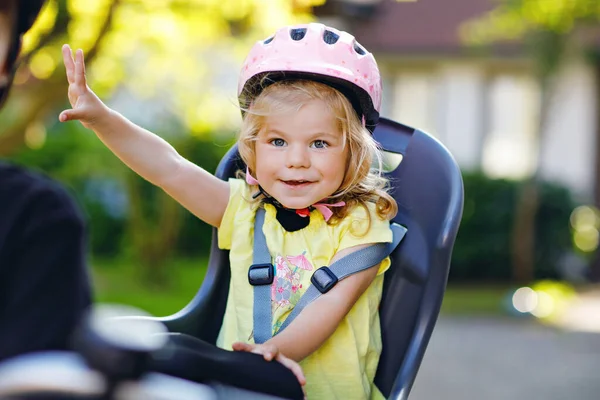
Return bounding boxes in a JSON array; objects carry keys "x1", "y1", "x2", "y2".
[{"x1": 238, "y1": 23, "x2": 382, "y2": 132}]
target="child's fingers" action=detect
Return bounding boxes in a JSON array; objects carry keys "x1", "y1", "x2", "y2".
[
  {"x1": 59, "y1": 109, "x2": 73, "y2": 122},
  {"x1": 74, "y1": 49, "x2": 87, "y2": 89},
  {"x1": 231, "y1": 341, "x2": 253, "y2": 352},
  {"x1": 232, "y1": 342, "x2": 278, "y2": 361},
  {"x1": 232, "y1": 342, "x2": 305, "y2": 387},
  {"x1": 59, "y1": 108, "x2": 84, "y2": 123},
  {"x1": 62, "y1": 44, "x2": 75, "y2": 84},
  {"x1": 276, "y1": 354, "x2": 306, "y2": 386},
  {"x1": 261, "y1": 344, "x2": 279, "y2": 361},
  {"x1": 79, "y1": 49, "x2": 86, "y2": 76}
]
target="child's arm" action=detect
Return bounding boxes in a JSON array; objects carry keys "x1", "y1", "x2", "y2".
[
  {"x1": 60, "y1": 45, "x2": 229, "y2": 228},
  {"x1": 233, "y1": 243, "x2": 380, "y2": 362}
]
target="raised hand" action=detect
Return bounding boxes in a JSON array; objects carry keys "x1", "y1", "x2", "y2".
[{"x1": 59, "y1": 45, "x2": 108, "y2": 128}]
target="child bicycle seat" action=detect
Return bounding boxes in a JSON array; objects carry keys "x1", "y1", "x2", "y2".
[{"x1": 154, "y1": 117, "x2": 464, "y2": 400}]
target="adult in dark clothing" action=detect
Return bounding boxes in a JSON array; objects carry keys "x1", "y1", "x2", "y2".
[{"x1": 0, "y1": 0, "x2": 92, "y2": 362}]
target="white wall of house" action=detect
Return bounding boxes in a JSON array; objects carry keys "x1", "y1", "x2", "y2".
[
  {"x1": 380, "y1": 56, "x2": 597, "y2": 200},
  {"x1": 437, "y1": 63, "x2": 486, "y2": 171},
  {"x1": 539, "y1": 60, "x2": 597, "y2": 199}
]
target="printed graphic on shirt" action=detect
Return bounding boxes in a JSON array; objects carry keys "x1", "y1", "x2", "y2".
[{"x1": 271, "y1": 251, "x2": 314, "y2": 333}]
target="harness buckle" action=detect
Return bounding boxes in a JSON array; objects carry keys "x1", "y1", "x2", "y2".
[
  {"x1": 311, "y1": 266, "x2": 338, "y2": 294},
  {"x1": 248, "y1": 263, "x2": 274, "y2": 286}
]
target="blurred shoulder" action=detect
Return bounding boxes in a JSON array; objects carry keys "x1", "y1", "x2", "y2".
[{"x1": 0, "y1": 162, "x2": 83, "y2": 223}]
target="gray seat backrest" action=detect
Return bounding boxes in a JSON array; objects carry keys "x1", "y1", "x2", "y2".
[{"x1": 160, "y1": 117, "x2": 464, "y2": 400}]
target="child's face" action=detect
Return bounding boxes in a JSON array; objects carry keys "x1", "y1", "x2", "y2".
[{"x1": 254, "y1": 99, "x2": 348, "y2": 210}]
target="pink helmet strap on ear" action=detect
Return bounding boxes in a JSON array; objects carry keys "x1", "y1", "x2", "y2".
[{"x1": 245, "y1": 167, "x2": 260, "y2": 185}]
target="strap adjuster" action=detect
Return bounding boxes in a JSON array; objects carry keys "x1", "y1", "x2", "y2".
[
  {"x1": 248, "y1": 263, "x2": 274, "y2": 286},
  {"x1": 311, "y1": 267, "x2": 338, "y2": 294}
]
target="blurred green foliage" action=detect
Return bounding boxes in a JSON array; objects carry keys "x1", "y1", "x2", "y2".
[
  {"x1": 10, "y1": 121, "x2": 231, "y2": 261},
  {"x1": 92, "y1": 257, "x2": 209, "y2": 317},
  {"x1": 451, "y1": 171, "x2": 577, "y2": 282}
]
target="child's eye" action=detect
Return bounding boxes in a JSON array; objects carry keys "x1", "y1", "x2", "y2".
[
  {"x1": 270, "y1": 138, "x2": 286, "y2": 147},
  {"x1": 311, "y1": 140, "x2": 329, "y2": 149}
]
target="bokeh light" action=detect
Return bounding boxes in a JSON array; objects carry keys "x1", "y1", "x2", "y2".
[
  {"x1": 24, "y1": 122, "x2": 47, "y2": 150},
  {"x1": 512, "y1": 287, "x2": 537, "y2": 313},
  {"x1": 29, "y1": 50, "x2": 56, "y2": 80},
  {"x1": 570, "y1": 205, "x2": 600, "y2": 253},
  {"x1": 529, "y1": 290, "x2": 554, "y2": 318},
  {"x1": 511, "y1": 281, "x2": 576, "y2": 321}
]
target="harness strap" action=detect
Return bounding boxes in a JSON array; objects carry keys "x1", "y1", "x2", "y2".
[
  {"x1": 250, "y1": 208, "x2": 273, "y2": 344},
  {"x1": 249, "y1": 207, "x2": 407, "y2": 344}
]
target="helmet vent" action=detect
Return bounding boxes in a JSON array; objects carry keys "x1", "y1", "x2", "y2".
[
  {"x1": 323, "y1": 30, "x2": 340, "y2": 44},
  {"x1": 290, "y1": 28, "x2": 307, "y2": 41},
  {"x1": 264, "y1": 36, "x2": 274, "y2": 44},
  {"x1": 353, "y1": 42, "x2": 366, "y2": 55}
]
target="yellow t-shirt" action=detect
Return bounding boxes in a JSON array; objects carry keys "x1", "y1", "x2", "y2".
[{"x1": 217, "y1": 178, "x2": 392, "y2": 399}]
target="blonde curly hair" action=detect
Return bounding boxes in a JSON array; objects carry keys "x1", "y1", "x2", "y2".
[{"x1": 237, "y1": 79, "x2": 397, "y2": 225}]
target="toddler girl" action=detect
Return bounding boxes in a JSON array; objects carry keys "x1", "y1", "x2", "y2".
[{"x1": 61, "y1": 23, "x2": 397, "y2": 399}]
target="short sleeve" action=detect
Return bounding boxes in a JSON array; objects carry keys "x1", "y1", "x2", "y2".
[
  {"x1": 336, "y1": 203, "x2": 393, "y2": 275},
  {"x1": 217, "y1": 178, "x2": 249, "y2": 250}
]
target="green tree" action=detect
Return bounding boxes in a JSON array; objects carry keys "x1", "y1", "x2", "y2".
[{"x1": 462, "y1": 0, "x2": 600, "y2": 283}]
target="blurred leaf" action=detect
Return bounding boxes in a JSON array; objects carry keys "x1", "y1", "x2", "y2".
[
  {"x1": 462, "y1": 0, "x2": 600, "y2": 45},
  {"x1": 461, "y1": 0, "x2": 600, "y2": 77}
]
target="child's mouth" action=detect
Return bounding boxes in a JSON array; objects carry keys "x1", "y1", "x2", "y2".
[{"x1": 283, "y1": 180, "x2": 311, "y2": 187}]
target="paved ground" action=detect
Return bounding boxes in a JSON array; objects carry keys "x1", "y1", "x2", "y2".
[{"x1": 410, "y1": 317, "x2": 600, "y2": 400}]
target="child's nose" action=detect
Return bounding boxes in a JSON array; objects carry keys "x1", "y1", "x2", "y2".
[{"x1": 285, "y1": 145, "x2": 311, "y2": 168}]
